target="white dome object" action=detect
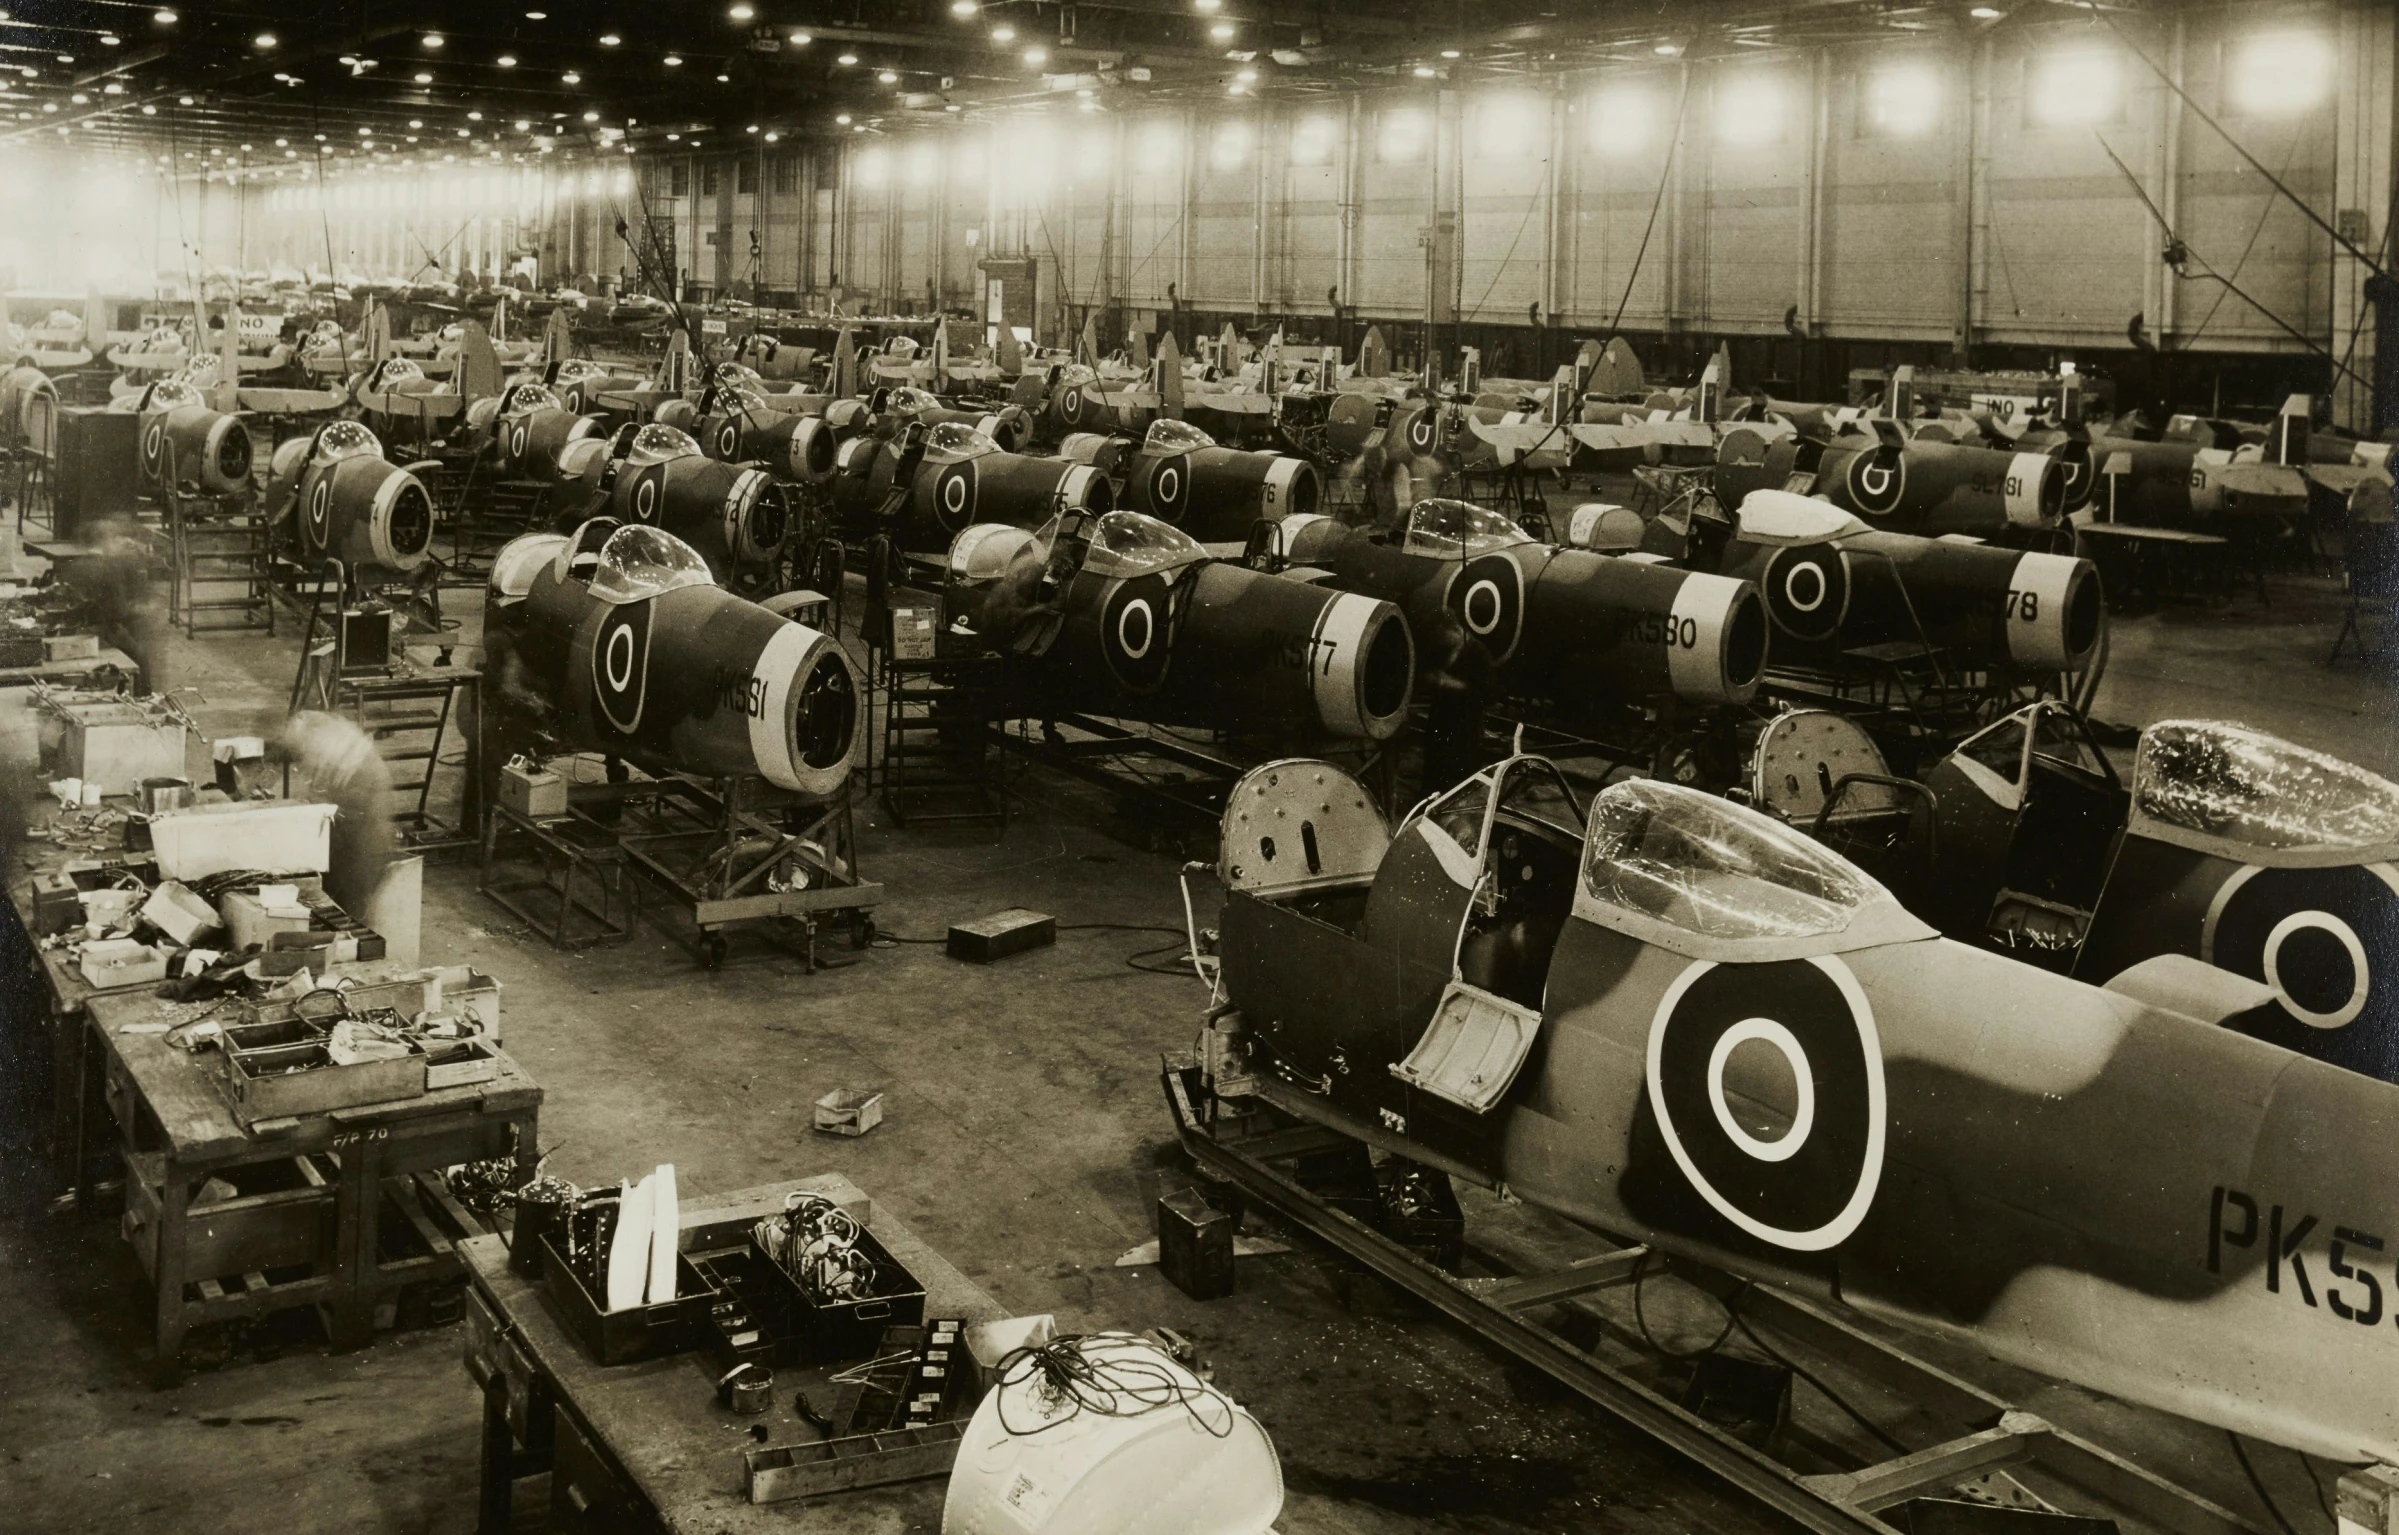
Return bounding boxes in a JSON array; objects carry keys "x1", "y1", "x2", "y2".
[
  {"x1": 1736, "y1": 488, "x2": 1869, "y2": 545},
  {"x1": 943, "y1": 1334, "x2": 1281, "y2": 1535}
]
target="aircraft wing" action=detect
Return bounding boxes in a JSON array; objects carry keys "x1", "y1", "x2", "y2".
[
  {"x1": 355, "y1": 389, "x2": 463, "y2": 419},
  {"x1": 596, "y1": 388, "x2": 676, "y2": 413},
  {"x1": 1189, "y1": 391, "x2": 1274, "y2": 417},
  {"x1": 1568, "y1": 420, "x2": 1712, "y2": 454},
  {"x1": 2307, "y1": 464, "x2": 2394, "y2": 496},
  {"x1": 1095, "y1": 388, "x2": 1160, "y2": 410},
  {"x1": 109, "y1": 348, "x2": 190, "y2": 371},
  {"x1": 1468, "y1": 418, "x2": 1574, "y2": 468},
  {"x1": 238, "y1": 387, "x2": 350, "y2": 415}
]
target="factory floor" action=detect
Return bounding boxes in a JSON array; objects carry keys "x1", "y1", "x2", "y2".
[{"x1": 0, "y1": 569, "x2": 2389, "y2": 1535}]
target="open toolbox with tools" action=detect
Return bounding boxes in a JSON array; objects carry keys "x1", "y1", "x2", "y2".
[
  {"x1": 214, "y1": 971, "x2": 503, "y2": 1125},
  {"x1": 537, "y1": 1188, "x2": 929, "y2": 1370}
]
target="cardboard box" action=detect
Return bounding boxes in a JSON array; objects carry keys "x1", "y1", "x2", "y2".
[
  {"x1": 152, "y1": 801, "x2": 334, "y2": 881},
  {"x1": 139, "y1": 881, "x2": 221, "y2": 947},
  {"x1": 55, "y1": 703, "x2": 188, "y2": 797},
  {"x1": 43, "y1": 634, "x2": 99, "y2": 662},
  {"x1": 886, "y1": 587, "x2": 941, "y2": 661},
  {"x1": 79, "y1": 938, "x2": 167, "y2": 989},
  {"x1": 813, "y1": 1088, "x2": 884, "y2": 1137},
  {"x1": 497, "y1": 762, "x2": 569, "y2": 820},
  {"x1": 221, "y1": 888, "x2": 315, "y2": 953}
]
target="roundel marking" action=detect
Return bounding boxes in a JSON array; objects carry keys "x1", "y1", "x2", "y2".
[
  {"x1": 1061, "y1": 386, "x2": 1085, "y2": 425},
  {"x1": 1845, "y1": 451, "x2": 1907, "y2": 518},
  {"x1": 631, "y1": 469, "x2": 661, "y2": 524},
  {"x1": 1762, "y1": 546, "x2": 1848, "y2": 643},
  {"x1": 1147, "y1": 456, "x2": 1188, "y2": 520},
  {"x1": 1406, "y1": 411, "x2": 1435, "y2": 454},
  {"x1": 510, "y1": 423, "x2": 530, "y2": 462},
  {"x1": 143, "y1": 421, "x2": 165, "y2": 476},
  {"x1": 590, "y1": 597, "x2": 655, "y2": 735},
  {"x1": 1100, "y1": 573, "x2": 1179, "y2": 692},
  {"x1": 1645, "y1": 954, "x2": 1885, "y2": 1252},
  {"x1": 307, "y1": 477, "x2": 332, "y2": 548},
  {"x1": 1117, "y1": 598, "x2": 1155, "y2": 659},
  {"x1": 2204, "y1": 863, "x2": 2399, "y2": 1044},
  {"x1": 718, "y1": 421, "x2": 739, "y2": 460},
  {"x1": 1444, "y1": 552, "x2": 1525, "y2": 663},
  {"x1": 934, "y1": 460, "x2": 976, "y2": 531}
]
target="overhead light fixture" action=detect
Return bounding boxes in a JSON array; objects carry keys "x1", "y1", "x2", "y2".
[
  {"x1": 421, "y1": 32, "x2": 444, "y2": 49},
  {"x1": 179, "y1": 94, "x2": 194, "y2": 104},
  {"x1": 515, "y1": 118, "x2": 529, "y2": 129},
  {"x1": 153, "y1": 8, "x2": 177, "y2": 22},
  {"x1": 1209, "y1": 22, "x2": 1234, "y2": 40},
  {"x1": 468, "y1": 109, "x2": 484, "y2": 120},
  {"x1": 141, "y1": 104, "x2": 156, "y2": 115},
  {"x1": 952, "y1": 0, "x2": 979, "y2": 13},
  {"x1": 498, "y1": 54, "x2": 518, "y2": 67},
  {"x1": 765, "y1": 130, "x2": 781, "y2": 140},
  {"x1": 667, "y1": 131, "x2": 680, "y2": 140},
  {"x1": 1654, "y1": 41, "x2": 1680, "y2": 55},
  {"x1": 878, "y1": 69, "x2": 898, "y2": 83},
  {"x1": 600, "y1": 33, "x2": 621, "y2": 46},
  {"x1": 747, "y1": 123, "x2": 759, "y2": 133},
  {"x1": 1441, "y1": 48, "x2": 1461, "y2": 59},
  {"x1": 70, "y1": 92, "x2": 87, "y2": 104},
  {"x1": 100, "y1": 33, "x2": 120, "y2": 46},
  {"x1": 1195, "y1": 0, "x2": 1221, "y2": 11},
  {"x1": 1412, "y1": 64, "x2": 1435, "y2": 77},
  {"x1": 409, "y1": 118, "x2": 423, "y2": 128},
  {"x1": 103, "y1": 82, "x2": 121, "y2": 94},
  {"x1": 835, "y1": 111, "x2": 852, "y2": 124},
  {"x1": 414, "y1": 71, "x2": 433, "y2": 83},
  {"x1": 525, "y1": 9, "x2": 547, "y2": 17},
  {"x1": 582, "y1": 109, "x2": 599, "y2": 121},
  {"x1": 729, "y1": 2, "x2": 754, "y2": 16},
  {"x1": 991, "y1": 24, "x2": 1015, "y2": 42},
  {"x1": 837, "y1": 52, "x2": 858, "y2": 65},
  {"x1": 276, "y1": 136, "x2": 287, "y2": 145},
  {"x1": 665, "y1": 54, "x2": 683, "y2": 66},
  {"x1": 715, "y1": 72, "x2": 729, "y2": 81},
  {"x1": 1969, "y1": 6, "x2": 2003, "y2": 16},
  {"x1": 790, "y1": 31, "x2": 812, "y2": 45},
  {"x1": 254, "y1": 32, "x2": 278, "y2": 49},
  {"x1": 1024, "y1": 45, "x2": 1049, "y2": 66},
  {"x1": 562, "y1": 70, "x2": 581, "y2": 83}
]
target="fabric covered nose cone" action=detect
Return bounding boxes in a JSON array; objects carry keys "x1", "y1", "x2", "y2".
[
  {"x1": 752, "y1": 621, "x2": 860, "y2": 795},
  {"x1": 1312, "y1": 593, "x2": 1415, "y2": 740}
]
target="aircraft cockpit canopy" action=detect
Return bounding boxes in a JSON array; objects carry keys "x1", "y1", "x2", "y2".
[
  {"x1": 1143, "y1": 419, "x2": 1218, "y2": 454},
  {"x1": 500, "y1": 381, "x2": 562, "y2": 415},
  {"x1": 142, "y1": 380, "x2": 205, "y2": 413},
  {"x1": 1038, "y1": 510, "x2": 1206, "y2": 581},
  {"x1": 923, "y1": 421, "x2": 1001, "y2": 463},
  {"x1": 2135, "y1": 721, "x2": 2399, "y2": 853},
  {"x1": 1402, "y1": 499, "x2": 1535, "y2": 560},
  {"x1": 554, "y1": 358, "x2": 612, "y2": 383},
  {"x1": 1580, "y1": 779, "x2": 1891, "y2": 945},
  {"x1": 885, "y1": 386, "x2": 942, "y2": 415},
  {"x1": 588, "y1": 524, "x2": 716, "y2": 605},
  {"x1": 374, "y1": 358, "x2": 428, "y2": 387},
  {"x1": 627, "y1": 423, "x2": 704, "y2": 467},
  {"x1": 311, "y1": 420, "x2": 383, "y2": 466}
]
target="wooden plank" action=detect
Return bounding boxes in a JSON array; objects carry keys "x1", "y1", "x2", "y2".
[
  {"x1": 415, "y1": 1170, "x2": 488, "y2": 1240},
  {"x1": 196, "y1": 1277, "x2": 225, "y2": 1301},
  {"x1": 1469, "y1": 1247, "x2": 1650, "y2": 1310},
  {"x1": 242, "y1": 1270, "x2": 269, "y2": 1293},
  {"x1": 1800, "y1": 1422, "x2": 2030, "y2": 1512},
  {"x1": 385, "y1": 1175, "x2": 453, "y2": 1256}
]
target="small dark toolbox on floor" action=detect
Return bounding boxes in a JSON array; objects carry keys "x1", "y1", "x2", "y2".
[
  {"x1": 946, "y1": 907, "x2": 1055, "y2": 963},
  {"x1": 1158, "y1": 1187, "x2": 1236, "y2": 1300}
]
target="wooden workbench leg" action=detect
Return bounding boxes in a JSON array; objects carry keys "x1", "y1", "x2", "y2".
[
  {"x1": 68, "y1": 1006, "x2": 96, "y2": 1212},
  {"x1": 153, "y1": 1169, "x2": 189, "y2": 1379},
  {"x1": 329, "y1": 1130, "x2": 384, "y2": 1351},
  {"x1": 478, "y1": 1373, "x2": 516, "y2": 1535}
]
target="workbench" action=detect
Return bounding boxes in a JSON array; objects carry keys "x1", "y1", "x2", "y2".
[
  {"x1": 461, "y1": 1174, "x2": 1003, "y2": 1535},
  {"x1": 0, "y1": 643, "x2": 140, "y2": 688},
  {"x1": 89, "y1": 984, "x2": 541, "y2": 1376}
]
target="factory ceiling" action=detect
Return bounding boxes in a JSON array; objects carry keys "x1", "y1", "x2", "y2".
[{"x1": 0, "y1": 0, "x2": 2078, "y2": 159}]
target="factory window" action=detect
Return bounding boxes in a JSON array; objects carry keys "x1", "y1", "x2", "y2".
[
  {"x1": 1472, "y1": 94, "x2": 1543, "y2": 159},
  {"x1": 2225, "y1": 32, "x2": 2332, "y2": 117},
  {"x1": 1377, "y1": 108, "x2": 1430, "y2": 163},
  {"x1": 1715, "y1": 74, "x2": 1786, "y2": 145},
  {"x1": 774, "y1": 154, "x2": 800, "y2": 194},
  {"x1": 1589, "y1": 85, "x2": 1655, "y2": 156},
  {"x1": 1288, "y1": 115, "x2": 1337, "y2": 166},
  {"x1": 702, "y1": 160, "x2": 720, "y2": 196},
  {"x1": 1860, "y1": 63, "x2": 1943, "y2": 137},
  {"x1": 2025, "y1": 49, "x2": 2123, "y2": 127},
  {"x1": 737, "y1": 155, "x2": 757, "y2": 194},
  {"x1": 670, "y1": 161, "x2": 690, "y2": 198}
]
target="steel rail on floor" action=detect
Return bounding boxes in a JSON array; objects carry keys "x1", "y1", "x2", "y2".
[{"x1": 1162, "y1": 1060, "x2": 2262, "y2": 1535}]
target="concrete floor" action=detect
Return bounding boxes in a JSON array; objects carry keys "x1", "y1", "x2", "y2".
[{"x1": 1, "y1": 565, "x2": 2390, "y2": 1533}]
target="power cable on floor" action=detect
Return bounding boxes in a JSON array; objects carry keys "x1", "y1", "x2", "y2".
[
  {"x1": 1629, "y1": 1248, "x2": 1738, "y2": 1360},
  {"x1": 2228, "y1": 1431, "x2": 2302, "y2": 1535},
  {"x1": 1727, "y1": 1307, "x2": 1910, "y2": 1457}
]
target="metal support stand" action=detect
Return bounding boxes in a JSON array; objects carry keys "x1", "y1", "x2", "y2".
[
  {"x1": 478, "y1": 797, "x2": 641, "y2": 950},
  {"x1": 606, "y1": 773, "x2": 883, "y2": 971}
]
